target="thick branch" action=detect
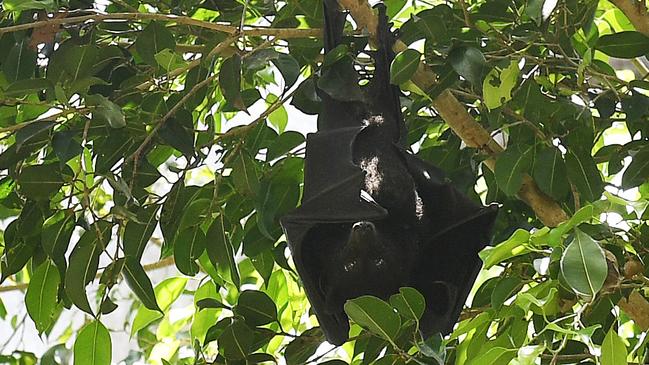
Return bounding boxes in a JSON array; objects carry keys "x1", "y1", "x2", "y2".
[
  {"x1": 338, "y1": 0, "x2": 569, "y2": 227},
  {"x1": 0, "y1": 12, "x2": 320, "y2": 38},
  {"x1": 609, "y1": 0, "x2": 649, "y2": 36}
]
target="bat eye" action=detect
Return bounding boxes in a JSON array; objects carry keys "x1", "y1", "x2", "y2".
[{"x1": 344, "y1": 260, "x2": 357, "y2": 272}]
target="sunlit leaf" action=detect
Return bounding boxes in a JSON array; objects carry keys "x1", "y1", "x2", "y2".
[
  {"x1": 601, "y1": 327, "x2": 627, "y2": 365},
  {"x1": 389, "y1": 287, "x2": 425, "y2": 321},
  {"x1": 390, "y1": 49, "x2": 421, "y2": 85},
  {"x1": 73, "y1": 321, "x2": 111, "y2": 365},
  {"x1": 344, "y1": 296, "x2": 400, "y2": 343},
  {"x1": 483, "y1": 60, "x2": 519, "y2": 109},
  {"x1": 131, "y1": 277, "x2": 187, "y2": 335},
  {"x1": 25, "y1": 260, "x2": 60, "y2": 333},
  {"x1": 135, "y1": 21, "x2": 175, "y2": 66},
  {"x1": 560, "y1": 229, "x2": 607, "y2": 297}
]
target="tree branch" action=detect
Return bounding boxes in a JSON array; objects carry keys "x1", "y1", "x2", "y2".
[
  {"x1": 609, "y1": 0, "x2": 649, "y2": 37},
  {"x1": 0, "y1": 12, "x2": 320, "y2": 38},
  {"x1": 337, "y1": 0, "x2": 569, "y2": 227},
  {"x1": 0, "y1": 257, "x2": 176, "y2": 293}
]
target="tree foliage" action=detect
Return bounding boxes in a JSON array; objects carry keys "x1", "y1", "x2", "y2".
[{"x1": 0, "y1": 0, "x2": 649, "y2": 364}]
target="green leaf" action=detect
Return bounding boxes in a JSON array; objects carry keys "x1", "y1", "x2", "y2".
[
  {"x1": 466, "y1": 347, "x2": 517, "y2": 365},
  {"x1": 494, "y1": 144, "x2": 535, "y2": 196},
  {"x1": 250, "y1": 250, "x2": 274, "y2": 285},
  {"x1": 344, "y1": 296, "x2": 401, "y2": 343},
  {"x1": 483, "y1": 60, "x2": 519, "y2": 109},
  {"x1": 389, "y1": 287, "x2": 425, "y2": 321},
  {"x1": 291, "y1": 78, "x2": 321, "y2": 115},
  {"x1": 560, "y1": 229, "x2": 607, "y2": 297},
  {"x1": 255, "y1": 158, "x2": 301, "y2": 238},
  {"x1": 52, "y1": 131, "x2": 83, "y2": 163},
  {"x1": 243, "y1": 222, "x2": 275, "y2": 258},
  {"x1": 390, "y1": 49, "x2": 421, "y2": 85},
  {"x1": 135, "y1": 21, "x2": 175, "y2": 66},
  {"x1": 267, "y1": 131, "x2": 305, "y2": 160},
  {"x1": 234, "y1": 290, "x2": 277, "y2": 326},
  {"x1": 99, "y1": 258, "x2": 124, "y2": 288},
  {"x1": 547, "y1": 205, "x2": 595, "y2": 246},
  {"x1": 62, "y1": 44, "x2": 99, "y2": 82},
  {"x1": 15, "y1": 121, "x2": 56, "y2": 153},
  {"x1": 41, "y1": 344, "x2": 68, "y2": 365},
  {"x1": 205, "y1": 214, "x2": 240, "y2": 286},
  {"x1": 0, "y1": 221, "x2": 38, "y2": 283},
  {"x1": 197, "y1": 298, "x2": 229, "y2": 310},
  {"x1": 220, "y1": 55, "x2": 247, "y2": 112},
  {"x1": 18, "y1": 164, "x2": 66, "y2": 201},
  {"x1": 86, "y1": 95, "x2": 126, "y2": 128},
  {"x1": 284, "y1": 328, "x2": 324, "y2": 364},
  {"x1": 413, "y1": 9, "x2": 449, "y2": 44},
  {"x1": 479, "y1": 229, "x2": 530, "y2": 269},
  {"x1": 231, "y1": 152, "x2": 260, "y2": 197},
  {"x1": 490, "y1": 277, "x2": 522, "y2": 310},
  {"x1": 42, "y1": 210, "x2": 75, "y2": 278},
  {"x1": 448, "y1": 46, "x2": 487, "y2": 86},
  {"x1": 131, "y1": 277, "x2": 187, "y2": 335},
  {"x1": 245, "y1": 48, "x2": 279, "y2": 70},
  {"x1": 184, "y1": 66, "x2": 210, "y2": 109},
  {"x1": 317, "y1": 61, "x2": 364, "y2": 101},
  {"x1": 158, "y1": 109, "x2": 195, "y2": 157},
  {"x1": 25, "y1": 260, "x2": 60, "y2": 333},
  {"x1": 565, "y1": 149, "x2": 604, "y2": 203},
  {"x1": 322, "y1": 44, "x2": 350, "y2": 68},
  {"x1": 268, "y1": 104, "x2": 288, "y2": 133},
  {"x1": 533, "y1": 147, "x2": 569, "y2": 200},
  {"x1": 191, "y1": 281, "x2": 220, "y2": 343},
  {"x1": 73, "y1": 321, "x2": 111, "y2": 365},
  {"x1": 65, "y1": 222, "x2": 112, "y2": 314},
  {"x1": 601, "y1": 327, "x2": 628, "y2": 365},
  {"x1": 5, "y1": 78, "x2": 54, "y2": 98},
  {"x1": 272, "y1": 53, "x2": 300, "y2": 89},
  {"x1": 622, "y1": 145, "x2": 649, "y2": 189},
  {"x1": 596, "y1": 31, "x2": 649, "y2": 58},
  {"x1": 173, "y1": 225, "x2": 206, "y2": 276},
  {"x1": 3, "y1": 0, "x2": 55, "y2": 11},
  {"x1": 95, "y1": 130, "x2": 134, "y2": 175},
  {"x1": 123, "y1": 206, "x2": 158, "y2": 260},
  {"x1": 177, "y1": 198, "x2": 211, "y2": 232},
  {"x1": 3, "y1": 40, "x2": 37, "y2": 83},
  {"x1": 123, "y1": 258, "x2": 161, "y2": 312},
  {"x1": 218, "y1": 319, "x2": 254, "y2": 360},
  {"x1": 154, "y1": 49, "x2": 187, "y2": 71}
]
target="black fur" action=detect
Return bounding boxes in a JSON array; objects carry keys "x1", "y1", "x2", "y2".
[{"x1": 281, "y1": 0, "x2": 498, "y2": 345}]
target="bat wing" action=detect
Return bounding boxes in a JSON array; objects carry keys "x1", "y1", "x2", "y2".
[
  {"x1": 400, "y1": 151, "x2": 498, "y2": 335},
  {"x1": 281, "y1": 127, "x2": 387, "y2": 345}
]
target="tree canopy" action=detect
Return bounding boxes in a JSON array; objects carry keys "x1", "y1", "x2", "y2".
[{"x1": 1, "y1": 0, "x2": 649, "y2": 364}]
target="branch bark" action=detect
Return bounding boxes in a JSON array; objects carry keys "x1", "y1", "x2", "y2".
[
  {"x1": 0, "y1": 12, "x2": 320, "y2": 38},
  {"x1": 0, "y1": 257, "x2": 176, "y2": 293},
  {"x1": 609, "y1": 0, "x2": 649, "y2": 36},
  {"x1": 338, "y1": 0, "x2": 569, "y2": 227}
]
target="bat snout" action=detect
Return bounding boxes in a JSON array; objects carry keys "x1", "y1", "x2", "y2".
[{"x1": 352, "y1": 221, "x2": 375, "y2": 233}]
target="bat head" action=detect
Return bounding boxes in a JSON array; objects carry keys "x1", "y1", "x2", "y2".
[{"x1": 322, "y1": 219, "x2": 417, "y2": 314}]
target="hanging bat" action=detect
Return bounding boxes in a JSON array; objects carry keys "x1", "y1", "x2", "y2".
[{"x1": 280, "y1": 0, "x2": 498, "y2": 346}]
